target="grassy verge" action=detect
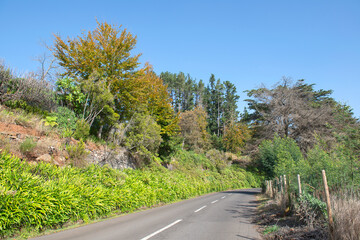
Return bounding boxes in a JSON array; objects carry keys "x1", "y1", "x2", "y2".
[{"x1": 0, "y1": 151, "x2": 260, "y2": 239}]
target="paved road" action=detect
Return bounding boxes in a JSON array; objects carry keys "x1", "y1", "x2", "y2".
[{"x1": 32, "y1": 188, "x2": 261, "y2": 240}]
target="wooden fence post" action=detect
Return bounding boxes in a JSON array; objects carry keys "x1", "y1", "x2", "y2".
[
  {"x1": 279, "y1": 175, "x2": 283, "y2": 193},
  {"x1": 297, "y1": 174, "x2": 302, "y2": 196},
  {"x1": 269, "y1": 180, "x2": 273, "y2": 198},
  {"x1": 322, "y1": 170, "x2": 334, "y2": 239},
  {"x1": 283, "y1": 175, "x2": 288, "y2": 206},
  {"x1": 265, "y1": 180, "x2": 268, "y2": 195}
]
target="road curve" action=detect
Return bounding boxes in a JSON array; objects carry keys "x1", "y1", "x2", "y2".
[{"x1": 32, "y1": 188, "x2": 261, "y2": 240}]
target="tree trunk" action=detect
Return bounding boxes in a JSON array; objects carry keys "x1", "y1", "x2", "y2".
[{"x1": 98, "y1": 124, "x2": 103, "y2": 139}]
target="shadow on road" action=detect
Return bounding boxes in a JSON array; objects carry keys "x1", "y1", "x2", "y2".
[
  {"x1": 236, "y1": 234, "x2": 258, "y2": 240},
  {"x1": 222, "y1": 188, "x2": 261, "y2": 196}
]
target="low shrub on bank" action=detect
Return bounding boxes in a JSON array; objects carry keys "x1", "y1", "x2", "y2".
[{"x1": 0, "y1": 151, "x2": 259, "y2": 238}]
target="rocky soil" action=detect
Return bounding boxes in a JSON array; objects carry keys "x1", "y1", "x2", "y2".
[{"x1": 0, "y1": 121, "x2": 136, "y2": 169}]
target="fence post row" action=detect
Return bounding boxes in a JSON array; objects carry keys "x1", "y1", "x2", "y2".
[{"x1": 264, "y1": 170, "x2": 334, "y2": 239}]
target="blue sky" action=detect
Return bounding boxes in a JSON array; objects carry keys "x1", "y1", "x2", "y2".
[{"x1": 1, "y1": 0, "x2": 359, "y2": 116}]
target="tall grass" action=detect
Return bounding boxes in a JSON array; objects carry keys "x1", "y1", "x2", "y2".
[
  {"x1": 0, "y1": 151, "x2": 259, "y2": 238},
  {"x1": 332, "y1": 192, "x2": 360, "y2": 240}
]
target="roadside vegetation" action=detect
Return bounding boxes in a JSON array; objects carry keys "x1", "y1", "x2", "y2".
[
  {"x1": 0, "y1": 151, "x2": 258, "y2": 239},
  {"x1": 247, "y1": 81, "x2": 360, "y2": 239}
]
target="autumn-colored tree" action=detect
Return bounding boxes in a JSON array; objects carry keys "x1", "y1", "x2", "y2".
[
  {"x1": 139, "y1": 67, "x2": 179, "y2": 139},
  {"x1": 223, "y1": 122, "x2": 251, "y2": 154},
  {"x1": 179, "y1": 106, "x2": 211, "y2": 150},
  {"x1": 52, "y1": 21, "x2": 148, "y2": 120}
]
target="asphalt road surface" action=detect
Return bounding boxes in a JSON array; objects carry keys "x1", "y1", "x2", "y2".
[{"x1": 32, "y1": 188, "x2": 261, "y2": 240}]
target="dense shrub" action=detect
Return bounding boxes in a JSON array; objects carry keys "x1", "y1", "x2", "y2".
[
  {"x1": 206, "y1": 148, "x2": 228, "y2": 172},
  {"x1": 73, "y1": 119, "x2": 90, "y2": 140},
  {"x1": 257, "y1": 136, "x2": 303, "y2": 179},
  {"x1": 124, "y1": 113, "x2": 162, "y2": 163},
  {"x1": 19, "y1": 137, "x2": 37, "y2": 155},
  {"x1": 66, "y1": 139, "x2": 89, "y2": 167},
  {"x1": 0, "y1": 63, "x2": 55, "y2": 111},
  {"x1": 54, "y1": 107, "x2": 78, "y2": 131}
]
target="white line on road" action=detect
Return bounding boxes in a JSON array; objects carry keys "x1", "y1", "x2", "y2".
[
  {"x1": 221, "y1": 196, "x2": 226, "y2": 199},
  {"x1": 140, "y1": 219, "x2": 182, "y2": 240},
  {"x1": 211, "y1": 200, "x2": 218, "y2": 204},
  {"x1": 194, "y1": 205, "x2": 207, "y2": 213},
  {"x1": 228, "y1": 193, "x2": 232, "y2": 195}
]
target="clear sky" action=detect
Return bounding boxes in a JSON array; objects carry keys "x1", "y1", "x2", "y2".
[{"x1": 1, "y1": 0, "x2": 359, "y2": 117}]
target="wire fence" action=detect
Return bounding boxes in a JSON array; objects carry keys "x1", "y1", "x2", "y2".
[{"x1": 264, "y1": 170, "x2": 334, "y2": 238}]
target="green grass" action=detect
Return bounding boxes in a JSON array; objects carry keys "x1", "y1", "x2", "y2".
[
  {"x1": 0, "y1": 151, "x2": 260, "y2": 238},
  {"x1": 263, "y1": 225, "x2": 279, "y2": 234}
]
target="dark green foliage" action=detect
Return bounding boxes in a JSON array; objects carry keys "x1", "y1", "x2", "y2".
[
  {"x1": 124, "y1": 113, "x2": 162, "y2": 163},
  {"x1": 54, "y1": 107, "x2": 78, "y2": 131},
  {"x1": 223, "y1": 81, "x2": 240, "y2": 122},
  {"x1": 160, "y1": 71, "x2": 198, "y2": 112},
  {"x1": 298, "y1": 193, "x2": 327, "y2": 218},
  {"x1": 5, "y1": 100, "x2": 49, "y2": 117},
  {"x1": 210, "y1": 134, "x2": 225, "y2": 151},
  {"x1": 296, "y1": 143, "x2": 360, "y2": 191},
  {"x1": 257, "y1": 136, "x2": 303, "y2": 179},
  {"x1": 158, "y1": 135, "x2": 183, "y2": 163},
  {"x1": 73, "y1": 119, "x2": 90, "y2": 140}
]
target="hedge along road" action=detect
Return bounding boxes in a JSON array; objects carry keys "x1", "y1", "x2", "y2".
[{"x1": 32, "y1": 188, "x2": 261, "y2": 240}]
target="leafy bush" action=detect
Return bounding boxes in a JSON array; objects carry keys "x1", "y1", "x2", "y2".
[
  {"x1": 19, "y1": 138, "x2": 37, "y2": 154},
  {"x1": 206, "y1": 148, "x2": 228, "y2": 172},
  {"x1": 257, "y1": 135, "x2": 303, "y2": 179},
  {"x1": 66, "y1": 139, "x2": 89, "y2": 167},
  {"x1": 124, "y1": 113, "x2": 162, "y2": 164},
  {"x1": 73, "y1": 119, "x2": 90, "y2": 140},
  {"x1": 41, "y1": 116, "x2": 58, "y2": 127},
  {"x1": 54, "y1": 107, "x2": 78, "y2": 131},
  {"x1": 296, "y1": 193, "x2": 327, "y2": 228}
]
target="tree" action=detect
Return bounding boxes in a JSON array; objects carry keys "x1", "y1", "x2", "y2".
[
  {"x1": 205, "y1": 74, "x2": 226, "y2": 136},
  {"x1": 194, "y1": 79, "x2": 205, "y2": 107},
  {"x1": 223, "y1": 122, "x2": 251, "y2": 154},
  {"x1": 56, "y1": 73, "x2": 118, "y2": 129},
  {"x1": 245, "y1": 78, "x2": 337, "y2": 151},
  {"x1": 52, "y1": 21, "x2": 147, "y2": 120},
  {"x1": 179, "y1": 106, "x2": 210, "y2": 150},
  {"x1": 124, "y1": 112, "x2": 162, "y2": 165},
  {"x1": 139, "y1": 68, "x2": 179, "y2": 139},
  {"x1": 160, "y1": 71, "x2": 197, "y2": 112},
  {"x1": 257, "y1": 135, "x2": 303, "y2": 179},
  {"x1": 223, "y1": 81, "x2": 240, "y2": 123}
]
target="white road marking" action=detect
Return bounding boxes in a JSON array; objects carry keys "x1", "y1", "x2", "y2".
[
  {"x1": 228, "y1": 193, "x2": 232, "y2": 195},
  {"x1": 211, "y1": 200, "x2": 218, "y2": 204},
  {"x1": 194, "y1": 205, "x2": 207, "y2": 213},
  {"x1": 140, "y1": 219, "x2": 182, "y2": 240},
  {"x1": 221, "y1": 196, "x2": 226, "y2": 199}
]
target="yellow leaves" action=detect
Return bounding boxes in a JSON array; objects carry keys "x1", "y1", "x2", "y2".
[
  {"x1": 223, "y1": 122, "x2": 252, "y2": 154},
  {"x1": 52, "y1": 21, "x2": 141, "y2": 81}
]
